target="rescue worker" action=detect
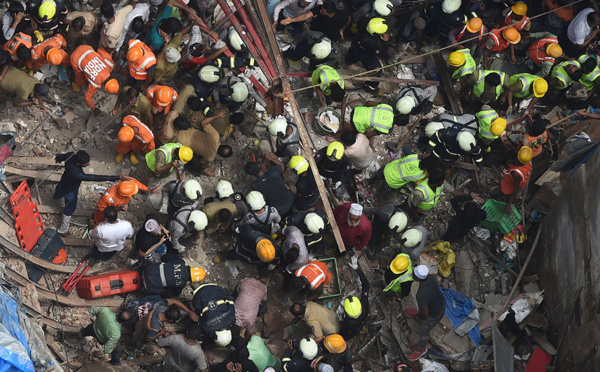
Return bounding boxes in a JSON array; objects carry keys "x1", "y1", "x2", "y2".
[
  {"x1": 314, "y1": 142, "x2": 351, "y2": 199},
  {"x1": 381, "y1": 151, "x2": 440, "y2": 191},
  {"x1": 145, "y1": 85, "x2": 178, "y2": 116},
  {"x1": 285, "y1": 31, "x2": 341, "y2": 70},
  {"x1": 351, "y1": 102, "x2": 394, "y2": 136},
  {"x1": 26, "y1": 33, "x2": 69, "y2": 71},
  {"x1": 422, "y1": 0, "x2": 465, "y2": 41},
  {"x1": 447, "y1": 49, "x2": 477, "y2": 84},
  {"x1": 268, "y1": 115, "x2": 300, "y2": 159},
  {"x1": 351, "y1": 0, "x2": 393, "y2": 26},
  {"x1": 213, "y1": 75, "x2": 265, "y2": 112},
  {"x1": 143, "y1": 255, "x2": 206, "y2": 297},
  {"x1": 289, "y1": 156, "x2": 320, "y2": 210},
  {"x1": 209, "y1": 179, "x2": 248, "y2": 221},
  {"x1": 227, "y1": 223, "x2": 280, "y2": 266},
  {"x1": 115, "y1": 115, "x2": 155, "y2": 165},
  {"x1": 220, "y1": 26, "x2": 247, "y2": 58},
  {"x1": 468, "y1": 69, "x2": 510, "y2": 105},
  {"x1": 475, "y1": 106, "x2": 507, "y2": 147},
  {"x1": 518, "y1": 118, "x2": 550, "y2": 159},
  {"x1": 70, "y1": 45, "x2": 120, "y2": 115},
  {"x1": 345, "y1": 17, "x2": 389, "y2": 92},
  {"x1": 192, "y1": 283, "x2": 236, "y2": 347},
  {"x1": 527, "y1": 32, "x2": 562, "y2": 77},
  {"x1": 282, "y1": 337, "x2": 322, "y2": 372},
  {"x1": 394, "y1": 86, "x2": 438, "y2": 125},
  {"x1": 427, "y1": 127, "x2": 484, "y2": 167},
  {"x1": 160, "y1": 179, "x2": 203, "y2": 215},
  {"x1": 578, "y1": 54, "x2": 600, "y2": 97},
  {"x1": 240, "y1": 190, "x2": 281, "y2": 236},
  {"x1": 286, "y1": 210, "x2": 328, "y2": 256},
  {"x1": 126, "y1": 39, "x2": 156, "y2": 90},
  {"x1": 449, "y1": 17, "x2": 486, "y2": 48},
  {"x1": 291, "y1": 261, "x2": 333, "y2": 301},
  {"x1": 312, "y1": 65, "x2": 347, "y2": 120},
  {"x1": 245, "y1": 153, "x2": 295, "y2": 217},
  {"x1": 143, "y1": 143, "x2": 193, "y2": 181},
  {"x1": 482, "y1": 26, "x2": 521, "y2": 69},
  {"x1": 501, "y1": 2, "x2": 530, "y2": 33},
  {"x1": 398, "y1": 227, "x2": 427, "y2": 261},
  {"x1": 364, "y1": 207, "x2": 408, "y2": 253},
  {"x1": 407, "y1": 172, "x2": 446, "y2": 218},
  {"x1": 290, "y1": 302, "x2": 339, "y2": 342},
  {"x1": 507, "y1": 74, "x2": 548, "y2": 114},
  {"x1": 92, "y1": 179, "x2": 151, "y2": 225},
  {"x1": 549, "y1": 60, "x2": 582, "y2": 91},
  {"x1": 27, "y1": 0, "x2": 68, "y2": 32},
  {"x1": 111, "y1": 86, "x2": 154, "y2": 128},
  {"x1": 169, "y1": 205, "x2": 207, "y2": 253},
  {"x1": 427, "y1": 112, "x2": 479, "y2": 136},
  {"x1": 0, "y1": 66, "x2": 49, "y2": 107},
  {"x1": 383, "y1": 253, "x2": 413, "y2": 298},
  {"x1": 3, "y1": 31, "x2": 32, "y2": 63},
  {"x1": 202, "y1": 201, "x2": 237, "y2": 235},
  {"x1": 339, "y1": 258, "x2": 370, "y2": 340},
  {"x1": 314, "y1": 335, "x2": 353, "y2": 372}
]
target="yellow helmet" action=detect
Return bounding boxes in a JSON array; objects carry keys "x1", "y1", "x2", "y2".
[
  {"x1": 189, "y1": 266, "x2": 206, "y2": 283},
  {"x1": 38, "y1": 0, "x2": 56, "y2": 20},
  {"x1": 546, "y1": 43, "x2": 562, "y2": 58},
  {"x1": 518, "y1": 146, "x2": 533, "y2": 164},
  {"x1": 326, "y1": 141, "x2": 344, "y2": 160},
  {"x1": 447, "y1": 51, "x2": 466, "y2": 67},
  {"x1": 178, "y1": 146, "x2": 193, "y2": 163},
  {"x1": 511, "y1": 2, "x2": 527, "y2": 16},
  {"x1": 289, "y1": 155, "x2": 309, "y2": 175},
  {"x1": 256, "y1": 239, "x2": 276, "y2": 262},
  {"x1": 466, "y1": 17, "x2": 483, "y2": 33},
  {"x1": 367, "y1": 18, "x2": 388, "y2": 35},
  {"x1": 324, "y1": 334, "x2": 346, "y2": 353},
  {"x1": 533, "y1": 78, "x2": 548, "y2": 98},
  {"x1": 490, "y1": 118, "x2": 507, "y2": 136},
  {"x1": 390, "y1": 254, "x2": 410, "y2": 274},
  {"x1": 344, "y1": 296, "x2": 362, "y2": 319}
]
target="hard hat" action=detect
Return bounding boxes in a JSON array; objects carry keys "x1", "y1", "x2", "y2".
[
  {"x1": 518, "y1": 146, "x2": 533, "y2": 164},
  {"x1": 447, "y1": 51, "x2": 466, "y2": 67},
  {"x1": 546, "y1": 43, "x2": 562, "y2": 58},
  {"x1": 268, "y1": 116, "x2": 288, "y2": 137},
  {"x1": 230, "y1": 82, "x2": 249, "y2": 102},
  {"x1": 344, "y1": 296, "x2": 362, "y2": 318},
  {"x1": 502, "y1": 27, "x2": 521, "y2": 44},
  {"x1": 441, "y1": 0, "x2": 460, "y2": 14},
  {"x1": 104, "y1": 78, "x2": 119, "y2": 94},
  {"x1": 304, "y1": 212, "x2": 325, "y2": 234},
  {"x1": 127, "y1": 46, "x2": 143, "y2": 63},
  {"x1": 390, "y1": 254, "x2": 410, "y2": 274},
  {"x1": 216, "y1": 179, "x2": 234, "y2": 198},
  {"x1": 289, "y1": 155, "x2": 309, "y2": 175},
  {"x1": 117, "y1": 181, "x2": 138, "y2": 196},
  {"x1": 164, "y1": 47, "x2": 181, "y2": 63},
  {"x1": 178, "y1": 146, "x2": 194, "y2": 163},
  {"x1": 425, "y1": 121, "x2": 444, "y2": 138},
  {"x1": 401, "y1": 228, "x2": 423, "y2": 248},
  {"x1": 198, "y1": 65, "x2": 221, "y2": 83},
  {"x1": 310, "y1": 39, "x2": 332, "y2": 60},
  {"x1": 46, "y1": 48, "x2": 62, "y2": 65},
  {"x1": 156, "y1": 86, "x2": 174, "y2": 106},
  {"x1": 466, "y1": 17, "x2": 483, "y2": 33},
  {"x1": 299, "y1": 338, "x2": 318, "y2": 359},
  {"x1": 228, "y1": 29, "x2": 245, "y2": 51},
  {"x1": 215, "y1": 329, "x2": 232, "y2": 347},
  {"x1": 189, "y1": 266, "x2": 206, "y2": 283},
  {"x1": 395, "y1": 96, "x2": 416, "y2": 115},
  {"x1": 388, "y1": 211, "x2": 408, "y2": 233},
  {"x1": 256, "y1": 238, "x2": 276, "y2": 262},
  {"x1": 324, "y1": 334, "x2": 346, "y2": 353},
  {"x1": 246, "y1": 190, "x2": 266, "y2": 211},
  {"x1": 326, "y1": 141, "x2": 344, "y2": 160},
  {"x1": 490, "y1": 118, "x2": 507, "y2": 136},
  {"x1": 38, "y1": 0, "x2": 56, "y2": 20},
  {"x1": 183, "y1": 180, "x2": 203, "y2": 200},
  {"x1": 188, "y1": 210, "x2": 208, "y2": 231},
  {"x1": 511, "y1": 2, "x2": 527, "y2": 16},
  {"x1": 457, "y1": 131, "x2": 477, "y2": 152},
  {"x1": 373, "y1": 0, "x2": 393, "y2": 17},
  {"x1": 118, "y1": 126, "x2": 134, "y2": 142},
  {"x1": 533, "y1": 78, "x2": 548, "y2": 98},
  {"x1": 367, "y1": 18, "x2": 388, "y2": 35}
]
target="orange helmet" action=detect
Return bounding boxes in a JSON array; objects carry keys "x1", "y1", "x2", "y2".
[
  {"x1": 117, "y1": 181, "x2": 139, "y2": 196},
  {"x1": 127, "y1": 46, "x2": 143, "y2": 63},
  {"x1": 118, "y1": 126, "x2": 135, "y2": 142},
  {"x1": 502, "y1": 27, "x2": 521, "y2": 44},
  {"x1": 46, "y1": 48, "x2": 62, "y2": 66},
  {"x1": 156, "y1": 87, "x2": 173, "y2": 106},
  {"x1": 105, "y1": 78, "x2": 119, "y2": 94}
]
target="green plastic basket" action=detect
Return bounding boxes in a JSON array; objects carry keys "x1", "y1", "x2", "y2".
[
  {"x1": 480, "y1": 199, "x2": 522, "y2": 235},
  {"x1": 318, "y1": 257, "x2": 342, "y2": 300}
]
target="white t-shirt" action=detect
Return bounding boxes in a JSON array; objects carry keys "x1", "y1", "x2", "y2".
[
  {"x1": 115, "y1": 3, "x2": 150, "y2": 51},
  {"x1": 90, "y1": 220, "x2": 135, "y2": 252},
  {"x1": 568, "y1": 8, "x2": 595, "y2": 45},
  {"x1": 344, "y1": 133, "x2": 376, "y2": 170}
]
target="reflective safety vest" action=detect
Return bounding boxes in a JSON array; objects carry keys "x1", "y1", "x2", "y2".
[
  {"x1": 145, "y1": 142, "x2": 182, "y2": 172},
  {"x1": 501, "y1": 162, "x2": 531, "y2": 194},
  {"x1": 72, "y1": 45, "x2": 114, "y2": 88},
  {"x1": 451, "y1": 49, "x2": 477, "y2": 79},
  {"x1": 475, "y1": 109, "x2": 500, "y2": 139},
  {"x1": 295, "y1": 261, "x2": 331, "y2": 290},
  {"x1": 520, "y1": 132, "x2": 547, "y2": 158},
  {"x1": 311, "y1": 65, "x2": 345, "y2": 96},
  {"x1": 383, "y1": 154, "x2": 425, "y2": 189},
  {"x1": 528, "y1": 37, "x2": 558, "y2": 65},
  {"x1": 411, "y1": 179, "x2": 443, "y2": 211},
  {"x1": 193, "y1": 284, "x2": 235, "y2": 316},
  {"x1": 483, "y1": 28, "x2": 510, "y2": 52},
  {"x1": 28, "y1": 34, "x2": 68, "y2": 70},
  {"x1": 509, "y1": 73, "x2": 538, "y2": 99},
  {"x1": 473, "y1": 70, "x2": 506, "y2": 99},
  {"x1": 123, "y1": 115, "x2": 154, "y2": 144},
  {"x1": 456, "y1": 24, "x2": 486, "y2": 43},
  {"x1": 503, "y1": 10, "x2": 530, "y2": 31},
  {"x1": 384, "y1": 254, "x2": 413, "y2": 292},
  {"x1": 352, "y1": 104, "x2": 394, "y2": 134},
  {"x1": 578, "y1": 55, "x2": 600, "y2": 90},
  {"x1": 551, "y1": 60, "x2": 580, "y2": 90},
  {"x1": 142, "y1": 257, "x2": 188, "y2": 292},
  {"x1": 3, "y1": 32, "x2": 32, "y2": 61},
  {"x1": 128, "y1": 39, "x2": 157, "y2": 80}
]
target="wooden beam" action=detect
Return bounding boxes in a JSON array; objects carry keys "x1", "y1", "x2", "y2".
[
  {"x1": 433, "y1": 52, "x2": 463, "y2": 114},
  {"x1": 61, "y1": 237, "x2": 94, "y2": 247},
  {"x1": 21, "y1": 302, "x2": 81, "y2": 333},
  {"x1": 3, "y1": 165, "x2": 61, "y2": 182}
]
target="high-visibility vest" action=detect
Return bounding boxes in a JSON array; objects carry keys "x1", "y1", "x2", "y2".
[
  {"x1": 352, "y1": 104, "x2": 394, "y2": 134},
  {"x1": 383, "y1": 154, "x2": 425, "y2": 189},
  {"x1": 145, "y1": 143, "x2": 182, "y2": 172},
  {"x1": 72, "y1": 46, "x2": 114, "y2": 88},
  {"x1": 123, "y1": 115, "x2": 154, "y2": 144},
  {"x1": 551, "y1": 61, "x2": 580, "y2": 90},
  {"x1": 578, "y1": 55, "x2": 600, "y2": 90},
  {"x1": 29, "y1": 34, "x2": 67, "y2": 67},
  {"x1": 411, "y1": 179, "x2": 443, "y2": 211},
  {"x1": 3, "y1": 32, "x2": 32, "y2": 61},
  {"x1": 509, "y1": 73, "x2": 538, "y2": 99},
  {"x1": 456, "y1": 24, "x2": 486, "y2": 43},
  {"x1": 473, "y1": 70, "x2": 506, "y2": 99},
  {"x1": 128, "y1": 39, "x2": 156, "y2": 80},
  {"x1": 451, "y1": 49, "x2": 477, "y2": 79},
  {"x1": 312, "y1": 65, "x2": 345, "y2": 96},
  {"x1": 503, "y1": 10, "x2": 530, "y2": 31},
  {"x1": 528, "y1": 37, "x2": 558, "y2": 65},
  {"x1": 384, "y1": 254, "x2": 413, "y2": 292},
  {"x1": 475, "y1": 109, "x2": 500, "y2": 139},
  {"x1": 295, "y1": 261, "x2": 330, "y2": 290},
  {"x1": 502, "y1": 163, "x2": 531, "y2": 192},
  {"x1": 482, "y1": 28, "x2": 510, "y2": 52},
  {"x1": 520, "y1": 132, "x2": 547, "y2": 158}
]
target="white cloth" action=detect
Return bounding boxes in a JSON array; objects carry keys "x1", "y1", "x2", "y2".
[
  {"x1": 414, "y1": 264, "x2": 429, "y2": 279},
  {"x1": 90, "y1": 220, "x2": 134, "y2": 252},
  {"x1": 567, "y1": 7, "x2": 595, "y2": 45},
  {"x1": 115, "y1": 3, "x2": 150, "y2": 51},
  {"x1": 349, "y1": 203, "x2": 363, "y2": 216}
]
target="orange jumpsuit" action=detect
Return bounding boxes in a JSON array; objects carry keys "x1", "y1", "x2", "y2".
[
  {"x1": 3, "y1": 32, "x2": 32, "y2": 62},
  {"x1": 93, "y1": 178, "x2": 148, "y2": 224},
  {"x1": 127, "y1": 39, "x2": 156, "y2": 81},
  {"x1": 26, "y1": 34, "x2": 70, "y2": 71},
  {"x1": 70, "y1": 45, "x2": 114, "y2": 110},
  {"x1": 145, "y1": 85, "x2": 178, "y2": 115},
  {"x1": 115, "y1": 115, "x2": 156, "y2": 155}
]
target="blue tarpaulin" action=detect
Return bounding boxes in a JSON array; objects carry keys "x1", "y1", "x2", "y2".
[
  {"x1": 441, "y1": 288, "x2": 481, "y2": 345},
  {"x1": 0, "y1": 292, "x2": 34, "y2": 372}
]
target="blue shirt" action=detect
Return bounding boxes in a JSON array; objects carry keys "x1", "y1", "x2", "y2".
[
  {"x1": 54, "y1": 152, "x2": 119, "y2": 198},
  {"x1": 145, "y1": 6, "x2": 173, "y2": 50}
]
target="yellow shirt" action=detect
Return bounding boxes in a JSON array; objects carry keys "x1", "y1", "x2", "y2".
[
  {"x1": 0, "y1": 67, "x2": 39, "y2": 104},
  {"x1": 303, "y1": 301, "x2": 340, "y2": 339}
]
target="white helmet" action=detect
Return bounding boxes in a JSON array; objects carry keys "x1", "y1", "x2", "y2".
[
  {"x1": 395, "y1": 96, "x2": 416, "y2": 114},
  {"x1": 457, "y1": 131, "x2": 477, "y2": 152},
  {"x1": 188, "y1": 210, "x2": 208, "y2": 231},
  {"x1": 216, "y1": 179, "x2": 234, "y2": 199},
  {"x1": 388, "y1": 211, "x2": 408, "y2": 233},
  {"x1": 183, "y1": 180, "x2": 202, "y2": 200},
  {"x1": 246, "y1": 191, "x2": 266, "y2": 211},
  {"x1": 304, "y1": 213, "x2": 325, "y2": 234},
  {"x1": 228, "y1": 29, "x2": 245, "y2": 51},
  {"x1": 310, "y1": 39, "x2": 332, "y2": 60},
  {"x1": 165, "y1": 47, "x2": 181, "y2": 63},
  {"x1": 231, "y1": 82, "x2": 249, "y2": 102},
  {"x1": 268, "y1": 116, "x2": 288, "y2": 137},
  {"x1": 299, "y1": 337, "x2": 318, "y2": 359},
  {"x1": 401, "y1": 228, "x2": 423, "y2": 248},
  {"x1": 442, "y1": 0, "x2": 461, "y2": 14},
  {"x1": 215, "y1": 329, "x2": 232, "y2": 347},
  {"x1": 373, "y1": 0, "x2": 393, "y2": 16},
  {"x1": 425, "y1": 121, "x2": 444, "y2": 138},
  {"x1": 198, "y1": 65, "x2": 220, "y2": 83}
]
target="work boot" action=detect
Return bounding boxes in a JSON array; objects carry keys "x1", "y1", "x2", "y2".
[
  {"x1": 71, "y1": 81, "x2": 81, "y2": 93},
  {"x1": 129, "y1": 152, "x2": 138, "y2": 165},
  {"x1": 57, "y1": 214, "x2": 71, "y2": 235},
  {"x1": 115, "y1": 153, "x2": 124, "y2": 163}
]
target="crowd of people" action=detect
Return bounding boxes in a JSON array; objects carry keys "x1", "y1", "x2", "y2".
[{"x1": 0, "y1": 0, "x2": 595, "y2": 370}]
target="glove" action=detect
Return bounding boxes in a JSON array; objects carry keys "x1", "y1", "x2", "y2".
[
  {"x1": 214, "y1": 40, "x2": 226, "y2": 49},
  {"x1": 349, "y1": 256, "x2": 359, "y2": 270},
  {"x1": 421, "y1": 100, "x2": 433, "y2": 114},
  {"x1": 506, "y1": 106, "x2": 514, "y2": 116},
  {"x1": 333, "y1": 181, "x2": 342, "y2": 189}
]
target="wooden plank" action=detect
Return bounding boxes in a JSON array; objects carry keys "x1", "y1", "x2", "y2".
[
  {"x1": 61, "y1": 237, "x2": 94, "y2": 247},
  {"x1": 47, "y1": 341, "x2": 67, "y2": 363},
  {"x1": 433, "y1": 52, "x2": 463, "y2": 114},
  {"x1": 124, "y1": 355, "x2": 164, "y2": 366},
  {"x1": 3, "y1": 165, "x2": 61, "y2": 182},
  {"x1": 21, "y1": 302, "x2": 81, "y2": 333}
]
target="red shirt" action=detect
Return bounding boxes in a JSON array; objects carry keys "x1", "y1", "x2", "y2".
[{"x1": 333, "y1": 202, "x2": 372, "y2": 249}]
